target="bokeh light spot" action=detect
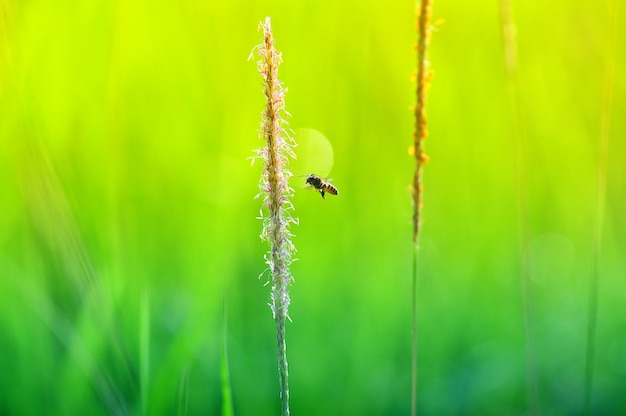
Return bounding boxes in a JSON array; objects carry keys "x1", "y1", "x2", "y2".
[{"x1": 290, "y1": 128, "x2": 334, "y2": 178}]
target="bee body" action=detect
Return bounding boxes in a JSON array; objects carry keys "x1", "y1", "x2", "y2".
[{"x1": 305, "y1": 174, "x2": 338, "y2": 199}]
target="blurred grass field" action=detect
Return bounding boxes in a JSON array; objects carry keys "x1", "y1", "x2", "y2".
[{"x1": 1, "y1": 0, "x2": 625, "y2": 414}]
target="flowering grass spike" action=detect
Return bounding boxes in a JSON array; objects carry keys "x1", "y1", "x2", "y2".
[
  {"x1": 252, "y1": 17, "x2": 297, "y2": 416},
  {"x1": 412, "y1": 0, "x2": 433, "y2": 245},
  {"x1": 411, "y1": 2, "x2": 434, "y2": 416}
]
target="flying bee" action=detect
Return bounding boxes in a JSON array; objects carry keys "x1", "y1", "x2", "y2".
[{"x1": 305, "y1": 174, "x2": 338, "y2": 199}]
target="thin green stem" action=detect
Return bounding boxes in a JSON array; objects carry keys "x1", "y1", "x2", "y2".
[
  {"x1": 276, "y1": 311, "x2": 289, "y2": 416},
  {"x1": 411, "y1": 245, "x2": 419, "y2": 416}
]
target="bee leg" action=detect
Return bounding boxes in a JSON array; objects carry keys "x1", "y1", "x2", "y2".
[{"x1": 321, "y1": 189, "x2": 326, "y2": 199}]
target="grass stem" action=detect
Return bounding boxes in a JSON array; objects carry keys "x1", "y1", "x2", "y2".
[
  {"x1": 412, "y1": 1, "x2": 433, "y2": 414},
  {"x1": 253, "y1": 17, "x2": 297, "y2": 416}
]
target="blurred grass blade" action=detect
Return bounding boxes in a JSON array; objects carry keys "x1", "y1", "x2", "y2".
[
  {"x1": 1, "y1": 258, "x2": 129, "y2": 415},
  {"x1": 176, "y1": 365, "x2": 190, "y2": 416},
  {"x1": 584, "y1": 0, "x2": 618, "y2": 413},
  {"x1": 221, "y1": 298, "x2": 234, "y2": 416},
  {"x1": 140, "y1": 288, "x2": 150, "y2": 415},
  {"x1": 19, "y1": 142, "x2": 139, "y2": 393},
  {"x1": 499, "y1": 0, "x2": 539, "y2": 413}
]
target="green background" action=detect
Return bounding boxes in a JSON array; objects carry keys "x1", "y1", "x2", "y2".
[{"x1": 1, "y1": 0, "x2": 625, "y2": 414}]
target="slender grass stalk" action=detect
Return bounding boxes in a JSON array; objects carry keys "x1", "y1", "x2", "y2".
[
  {"x1": 411, "y1": 1, "x2": 433, "y2": 415},
  {"x1": 252, "y1": 17, "x2": 297, "y2": 416},
  {"x1": 584, "y1": 1, "x2": 618, "y2": 413},
  {"x1": 499, "y1": 1, "x2": 539, "y2": 413}
]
